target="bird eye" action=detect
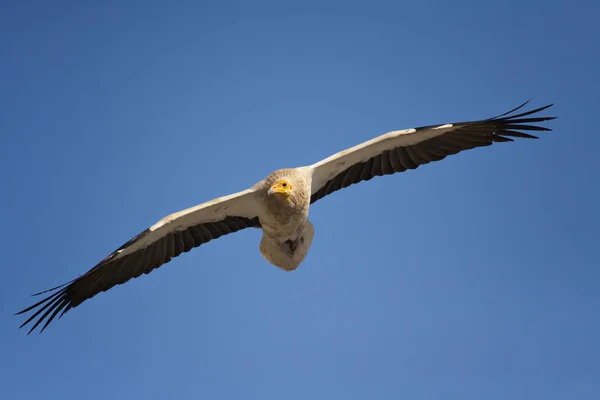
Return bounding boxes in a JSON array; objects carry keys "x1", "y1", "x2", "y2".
[{"x1": 282, "y1": 183, "x2": 287, "y2": 187}]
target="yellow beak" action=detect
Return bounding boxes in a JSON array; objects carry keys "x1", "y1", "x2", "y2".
[{"x1": 268, "y1": 180, "x2": 292, "y2": 196}]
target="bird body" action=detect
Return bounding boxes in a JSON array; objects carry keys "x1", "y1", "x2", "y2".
[
  {"x1": 253, "y1": 167, "x2": 314, "y2": 271},
  {"x1": 17, "y1": 101, "x2": 556, "y2": 334}
]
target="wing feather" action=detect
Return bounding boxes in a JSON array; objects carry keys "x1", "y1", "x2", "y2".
[
  {"x1": 16, "y1": 186, "x2": 264, "y2": 334},
  {"x1": 309, "y1": 101, "x2": 556, "y2": 203}
]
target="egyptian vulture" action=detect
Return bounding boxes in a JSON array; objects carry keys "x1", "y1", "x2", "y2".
[{"x1": 17, "y1": 101, "x2": 556, "y2": 334}]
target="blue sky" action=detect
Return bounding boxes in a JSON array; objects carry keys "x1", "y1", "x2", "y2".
[{"x1": 1, "y1": 0, "x2": 599, "y2": 399}]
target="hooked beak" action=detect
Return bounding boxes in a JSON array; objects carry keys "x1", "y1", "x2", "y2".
[
  {"x1": 268, "y1": 180, "x2": 292, "y2": 197},
  {"x1": 268, "y1": 185, "x2": 287, "y2": 196}
]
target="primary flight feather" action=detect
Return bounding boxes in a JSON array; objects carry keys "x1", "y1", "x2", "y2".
[{"x1": 17, "y1": 100, "x2": 556, "y2": 334}]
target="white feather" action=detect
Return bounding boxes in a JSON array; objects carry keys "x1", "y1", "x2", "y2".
[{"x1": 114, "y1": 186, "x2": 265, "y2": 260}]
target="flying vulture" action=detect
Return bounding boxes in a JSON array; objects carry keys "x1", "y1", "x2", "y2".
[{"x1": 17, "y1": 101, "x2": 556, "y2": 334}]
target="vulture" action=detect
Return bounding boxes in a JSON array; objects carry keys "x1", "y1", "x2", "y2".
[{"x1": 17, "y1": 101, "x2": 556, "y2": 334}]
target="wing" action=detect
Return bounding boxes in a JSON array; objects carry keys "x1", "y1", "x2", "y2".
[
  {"x1": 309, "y1": 101, "x2": 556, "y2": 203},
  {"x1": 16, "y1": 186, "x2": 265, "y2": 334}
]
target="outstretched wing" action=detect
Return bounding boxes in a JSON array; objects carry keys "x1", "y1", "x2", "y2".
[
  {"x1": 17, "y1": 186, "x2": 264, "y2": 334},
  {"x1": 309, "y1": 101, "x2": 556, "y2": 203}
]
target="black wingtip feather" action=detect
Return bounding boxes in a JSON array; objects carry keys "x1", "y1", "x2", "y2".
[
  {"x1": 27, "y1": 293, "x2": 67, "y2": 335},
  {"x1": 491, "y1": 99, "x2": 532, "y2": 119},
  {"x1": 40, "y1": 299, "x2": 70, "y2": 334},
  {"x1": 493, "y1": 136, "x2": 514, "y2": 142},
  {"x1": 501, "y1": 130, "x2": 539, "y2": 139},
  {"x1": 493, "y1": 102, "x2": 555, "y2": 121},
  {"x1": 30, "y1": 280, "x2": 73, "y2": 297},
  {"x1": 493, "y1": 102, "x2": 555, "y2": 139},
  {"x1": 15, "y1": 287, "x2": 65, "y2": 316},
  {"x1": 18, "y1": 295, "x2": 60, "y2": 329}
]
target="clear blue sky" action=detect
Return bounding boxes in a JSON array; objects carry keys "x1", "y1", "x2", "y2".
[{"x1": 1, "y1": 1, "x2": 599, "y2": 399}]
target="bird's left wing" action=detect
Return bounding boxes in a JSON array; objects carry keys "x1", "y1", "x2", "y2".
[
  {"x1": 17, "y1": 185, "x2": 265, "y2": 334},
  {"x1": 309, "y1": 101, "x2": 556, "y2": 204}
]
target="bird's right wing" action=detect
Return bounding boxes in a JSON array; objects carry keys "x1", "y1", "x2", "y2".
[{"x1": 17, "y1": 184, "x2": 265, "y2": 334}]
